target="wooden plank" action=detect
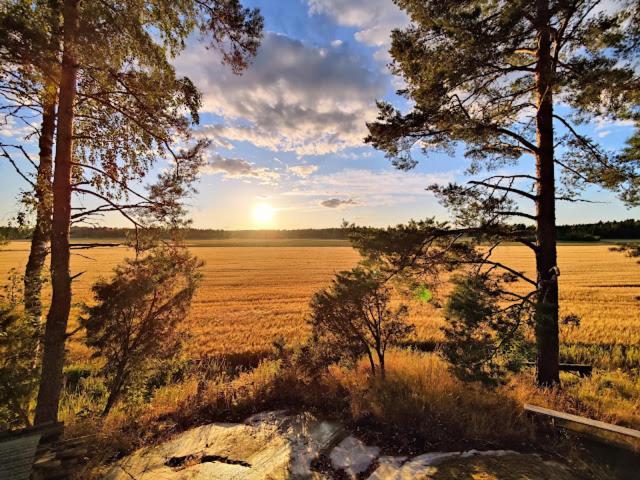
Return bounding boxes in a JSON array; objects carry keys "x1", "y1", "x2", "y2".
[
  {"x1": 525, "y1": 403, "x2": 640, "y2": 451},
  {"x1": 0, "y1": 433, "x2": 41, "y2": 480},
  {"x1": 523, "y1": 362, "x2": 593, "y2": 376}
]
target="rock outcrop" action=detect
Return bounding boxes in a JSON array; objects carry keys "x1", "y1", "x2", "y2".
[{"x1": 103, "y1": 411, "x2": 579, "y2": 479}]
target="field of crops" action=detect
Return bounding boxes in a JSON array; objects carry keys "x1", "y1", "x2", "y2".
[{"x1": 0, "y1": 241, "x2": 639, "y2": 367}]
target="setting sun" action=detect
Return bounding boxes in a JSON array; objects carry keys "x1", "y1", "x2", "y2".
[{"x1": 252, "y1": 203, "x2": 275, "y2": 224}]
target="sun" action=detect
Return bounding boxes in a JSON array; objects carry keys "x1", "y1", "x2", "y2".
[{"x1": 252, "y1": 203, "x2": 275, "y2": 224}]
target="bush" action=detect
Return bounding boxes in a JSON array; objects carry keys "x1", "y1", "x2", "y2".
[
  {"x1": 308, "y1": 267, "x2": 414, "y2": 377},
  {"x1": 442, "y1": 274, "x2": 533, "y2": 384},
  {"x1": 82, "y1": 246, "x2": 202, "y2": 415},
  {"x1": 0, "y1": 302, "x2": 39, "y2": 429}
]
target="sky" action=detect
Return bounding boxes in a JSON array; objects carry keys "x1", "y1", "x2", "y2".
[{"x1": 1, "y1": 0, "x2": 639, "y2": 229}]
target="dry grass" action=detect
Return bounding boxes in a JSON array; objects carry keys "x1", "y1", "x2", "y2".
[
  {"x1": 329, "y1": 350, "x2": 534, "y2": 449},
  {"x1": 0, "y1": 242, "x2": 638, "y2": 365},
  {"x1": 2, "y1": 240, "x2": 634, "y2": 476}
]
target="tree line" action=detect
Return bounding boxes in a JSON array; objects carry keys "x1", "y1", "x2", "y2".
[{"x1": 2, "y1": 221, "x2": 640, "y2": 242}]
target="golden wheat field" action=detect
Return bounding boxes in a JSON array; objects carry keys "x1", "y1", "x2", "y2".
[{"x1": 0, "y1": 241, "x2": 638, "y2": 364}]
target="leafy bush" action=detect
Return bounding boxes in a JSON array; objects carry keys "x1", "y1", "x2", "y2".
[
  {"x1": 308, "y1": 267, "x2": 414, "y2": 377},
  {"x1": 442, "y1": 273, "x2": 533, "y2": 384},
  {"x1": 82, "y1": 246, "x2": 202, "y2": 415},
  {"x1": 0, "y1": 302, "x2": 39, "y2": 429}
]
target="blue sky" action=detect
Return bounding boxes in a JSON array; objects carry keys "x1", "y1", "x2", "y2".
[{"x1": 1, "y1": 0, "x2": 638, "y2": 229}]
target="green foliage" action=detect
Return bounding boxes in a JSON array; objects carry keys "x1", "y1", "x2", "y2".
[
  {"x1": 442, "y1": 274, "x2": 534, "y2": 385},
  {"x1": 367, "y1": 0, "x2": 638, "y2": 204},
  {"x1": 82, "y1": 246, "x2": 202, "y2": 415},
  {"x1": 1, "y1": 0, "x2": 264, "y2": 235},
  {"x1": 0, "y1": 301, "x2": 39, "y2": 430},
  {"x1": 308, "y1": 267, "x2": 414, "y2": 377}
]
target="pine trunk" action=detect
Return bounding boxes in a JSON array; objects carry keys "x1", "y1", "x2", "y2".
[
  {"x1": 24, "y1": 92, "x2": 56, "y2": 323},
  {"x1": 534, "y1": 0, "x2": 560, "y2": 387},
  {"x1": 34, "y1": 0, "x2": 79, "y2": 425}
]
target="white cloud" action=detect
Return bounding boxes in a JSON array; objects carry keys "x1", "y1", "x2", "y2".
[
  {"x1": 288, "y1": 164, "x2": 318, "y2": 177},
  {"x1": 595, "y1": 117, "x2": 635, "y2": 129},
  {"x1": 320, "y1": 197, "x2": 357, "y2": 208},
  {"x1": 202, "y1": 154, "x2": 280, "y2": 184},
  {"x1": 307, "y1": 0, "x2": 410, "y2": 61},
  {"x1": 598, "y1": 130, "x2": 611, "y2": 138},
  {"x1": 284, "y1": 168, "x2": 455, "y2": 207},
  {"x1": 177, "y1": 32, "x2": 386, "y2": 156},
  {"x1": 331, "y1": 39, "x2": 343, "y2": 47},
  {"x1": 0, "y1": 116, "x2": 36, "y2": 139}
]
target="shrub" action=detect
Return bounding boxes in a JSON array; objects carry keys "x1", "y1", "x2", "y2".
[
  {"x1": 308, "y1": 267, "x2": 414, "y2": 377},
  {"x1": 0, "y1": 302, "x2": 39, "y2": 429},
  {"x1": 442, "y1": 273, "x2": 533, "y2": 384},
  {"x1": 82, "y1": 246, "x2": 202, "y2": 415}
]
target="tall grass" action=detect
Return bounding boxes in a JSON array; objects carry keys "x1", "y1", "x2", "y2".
[{"x1": 327, "y1": 350, "x2": 533, "y2": 449}]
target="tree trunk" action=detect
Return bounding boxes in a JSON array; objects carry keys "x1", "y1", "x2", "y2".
[
  {"x1": 534, "y1": 0, "x2": 560, "y2": 387},
  {"x1": 102, "y1": 371, "x2": 127, "y2": 417},
  {"x1": 366, "y1": 349, "x2": 376, "y2": 376},
  {"x1": 377, "y1": 350, "x2": 385, "y2": 379},
  {"x1": 34, "y1": 0, "x2": 79, "y2": 425},
  {"x1": 24, "y1": 91, "x2": 56, "y2": 323}
]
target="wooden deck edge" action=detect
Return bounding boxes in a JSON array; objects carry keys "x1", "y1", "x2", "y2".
[{"x1": 524, "y1": 403, "x2": 640, "y2": 451}]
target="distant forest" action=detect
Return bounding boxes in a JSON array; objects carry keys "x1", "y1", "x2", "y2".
[{"x1": 1, "y1": 220, "x2": 640, "y2": 242}]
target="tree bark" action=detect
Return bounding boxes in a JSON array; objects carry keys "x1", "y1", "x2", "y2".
[
  {"x1": 24, "y1": 91, "x2": 56, "y2": 323},
  {"x1": 102, "y1": 371, "x2": 127, "y2": 417},
  {"x1": 34, "y1": 0, "x2": 79, "y2": 425},
  {"x1": 534, "y1": 0, "x2": 560, "y2": 387}
]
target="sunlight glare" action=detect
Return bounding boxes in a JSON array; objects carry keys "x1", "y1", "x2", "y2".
[{"x1": 252, "y1": 203, "x2": 275, "y2": 224}]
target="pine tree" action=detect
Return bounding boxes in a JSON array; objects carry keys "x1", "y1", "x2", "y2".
[
  {"x1": 366, "y1": 0, "x2": 639, "y2": 385},
  {"x1": 0, "y1": 1, "x2": 61, "y2": 323},
  {"x1": 23, "y1": 0, "x2": 263, "y2": 424}
]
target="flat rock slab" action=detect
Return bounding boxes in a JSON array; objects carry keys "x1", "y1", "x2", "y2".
[
  {"x1": 103, "y1": 411, "x2": 343, "y2": 480},
  {"x1": 367, "y1": 450, "x2": 579, "y2": 480},
  {"x1": 102, "y1": 411, "x2": 580, "y2": 480},
  {"x1": 330, "y1": 436, "x2": 380, "y2": 478}
]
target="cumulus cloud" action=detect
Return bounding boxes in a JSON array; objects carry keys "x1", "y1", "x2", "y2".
[
  {"x1": 202, "y1": 154, "x2": 280, "y2": 184},
  {"x1": 320, "y1": 197, "x2": 357, "y2": 208},
  {"x1": 331, "y1": 39, "x2": 343, "y2": 47},
  {"x1": 288, "y1": 164, "x2": 318, "y2": 177},
  {"x1": 177, "y1": 32, "x2": 386, "y2": 156},
  {"x1": 307, "y1": 0, "x2": 410, "y2": 61}
]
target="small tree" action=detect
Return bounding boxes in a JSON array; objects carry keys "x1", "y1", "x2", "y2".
[
  {"x1": 0, "y1": 270, "x2": 39, "y2": 429},
  {"x1": 0, "y1": 302, "x2": 39, "y2": 429},
  {"x1": 442, "y1": 274, "x2": 534, "y2": 385},
  {"x1": 82, "y1": 247, "x2": 202, "y2": 416},
  {"x1": 309, "y1": 268, "x2": 414, "y2": 378}
]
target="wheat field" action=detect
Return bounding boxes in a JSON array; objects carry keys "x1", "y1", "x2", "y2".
[{"x1": 0, "y1": 241, "x2": 638, "y2": 365}]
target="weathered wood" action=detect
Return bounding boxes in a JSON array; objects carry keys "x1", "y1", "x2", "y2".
[
  {"x1": 525, "y1": 403, "x2": 640, "y2": 452},
  {"x1": 524, "y1": 362, "x2": 593, "y2": 377},
  {"x1": 0, "y1": 421, "x2": 63, "y2": 441},
  {"x1": 0, "y1": 434, "x2": 42, "y2": 480}
]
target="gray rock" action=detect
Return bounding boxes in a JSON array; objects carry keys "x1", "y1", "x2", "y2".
[
  {"x1": 366, "y1": 450, "x2": 579, "y2": 480},
  {"x1": 103, "y1": 411, "x2": 343, "y2": 480},
  {"x1": 329, "y1": 436, "x2": 380, "y2": 478}
]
